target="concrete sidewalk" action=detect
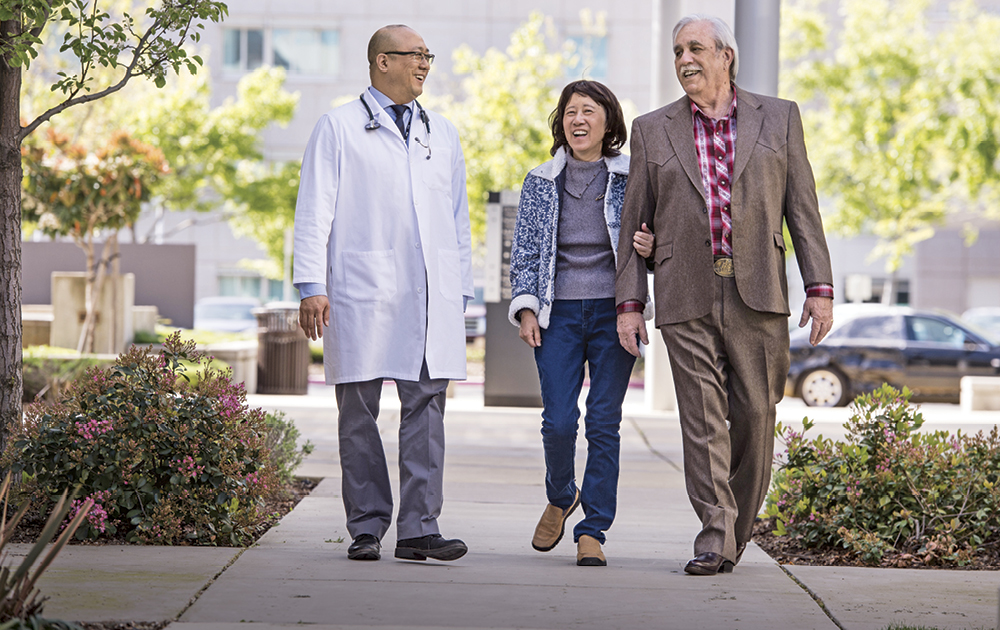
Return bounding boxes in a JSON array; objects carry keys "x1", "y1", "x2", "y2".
[{"x1": 19, "y1": 383, "x2": 1000, "y2": 630}]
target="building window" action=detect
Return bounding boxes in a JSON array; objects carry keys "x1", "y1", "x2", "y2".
[
  {"x1": 843, "y1": 274, "x2": 910, "y2": 305},
  {"x1": 218, "y1": 273, "x2": 262, "y2": 299},
  {"x1": 567, "y1": 35, "x2": 607, "y2": 80},
  {"x1": 223, "y1": 28, "x2": 264, "y2": 73},
  {"x1": 267, "y1": 279, "x2": 289, "y2": 302},
  {"x1": 222, "y1": 27, "x2": 339, "y2": 77},
  {"x1": 273, "y1": 29, "x2": 339, "y2": 76}
]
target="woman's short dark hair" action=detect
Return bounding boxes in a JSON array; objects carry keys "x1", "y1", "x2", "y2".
[{"x1": 549, "y1": 80, "x2": 627, "y2": 158}]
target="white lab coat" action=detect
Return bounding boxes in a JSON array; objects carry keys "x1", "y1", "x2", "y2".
[{"x1": 293, "y1": 89, "x2": 473, "y2": 384}]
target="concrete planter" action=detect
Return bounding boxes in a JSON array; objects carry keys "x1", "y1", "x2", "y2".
[
  {"x1": 201, "y1": 340, "x2": 259, "y2": 394},
  {"x1": 50, "y1": 272, "x2": 134, "y2": 354}
]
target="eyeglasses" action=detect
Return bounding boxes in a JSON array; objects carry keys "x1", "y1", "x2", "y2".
[{"x1": 383, "y1": 51, "x2": 435, "y2": 65}]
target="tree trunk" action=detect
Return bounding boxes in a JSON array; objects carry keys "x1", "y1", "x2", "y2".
[
  {"x1": 77, "y1": 234, "x2": 106, "y2": 354},
  {"x1": 109, "y1": 235, "x2": 121, "y2": 354},
  {"x1": 0, "y1": 17, "x2": 24, "y2": 451}
]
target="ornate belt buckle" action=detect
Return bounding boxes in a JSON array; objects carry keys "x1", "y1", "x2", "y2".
[{"x1": 713, "y1": 257, "x2": 734, "y2": 277}]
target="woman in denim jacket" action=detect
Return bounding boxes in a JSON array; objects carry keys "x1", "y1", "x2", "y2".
[{"x1": 508, "y1": 80, "x2": 652, "y2": 566}]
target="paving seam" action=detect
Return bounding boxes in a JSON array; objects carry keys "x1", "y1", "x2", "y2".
[
  {"x1": 172, "y1": 545, "x2": 251, "y2": 622},
  {"x1": 626, "y1": 416, "x2": 682, "y2": 471},
  {"x1": 777, "y1": 563, "x2": 846, "y2": 629}
]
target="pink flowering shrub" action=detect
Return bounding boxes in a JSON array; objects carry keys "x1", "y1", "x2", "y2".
[
  {"x1": 767, "y1": 384, "x2": 1000, "y2": 566},
  {"x1": 7, "y1": 333, "x2": 283, "y2": 545}
]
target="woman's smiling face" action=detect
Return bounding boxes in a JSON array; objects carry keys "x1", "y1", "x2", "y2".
[{"x1": 562, "y1": 92, "x2": 607, "y2": 162}]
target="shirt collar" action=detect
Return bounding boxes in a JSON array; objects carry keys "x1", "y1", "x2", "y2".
[
  {"x1": 367, "y1": 86, "x2": 413, "y2": 114},
  {"x1": 690, "y1": 84, "x2": 738, "y2": 122}
]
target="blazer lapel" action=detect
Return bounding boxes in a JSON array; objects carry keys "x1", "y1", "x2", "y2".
[
  {"x1": 664, "y1": 97, "x2": 707, "y2": 204},
  {"x1": 733, "y1": 86, "x2": 763, "y2": 186}
]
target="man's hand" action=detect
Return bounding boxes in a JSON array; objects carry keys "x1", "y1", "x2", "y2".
[
  {"x1": 299, "y1": 295, "x2": 330, "y2": 341},
  {"x1": 617, "y1": 311, "x2": 648, "y2": 357},
  {"x1": 518, "y1": 310, "x2": 542, "y2": 348},
  {"x1": 799, "y1": 296, "x2": 834, "y2": 346}
]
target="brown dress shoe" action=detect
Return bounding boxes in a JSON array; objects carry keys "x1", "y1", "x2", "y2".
[
  {"x1": 531, "y1": 489, "x2": 581, "y2": 552},
  {"x1": 684, "y1": 552, "x2": 734, "y2": 575},
  {"x1": 576, "y1": 534, "x2": 606, "y2": 566}
]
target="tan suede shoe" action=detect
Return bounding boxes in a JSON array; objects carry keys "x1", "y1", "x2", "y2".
[
  {"x1": 577, "y1": 534, "x2": 606, "y2": 566},
  {"x1": 531, "y1": 489, "x2": 580, "y2": 552}
]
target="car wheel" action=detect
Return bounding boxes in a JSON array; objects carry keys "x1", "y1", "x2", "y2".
[{"x1": 799, "y1": 367, "x2": 849, "y2": 407}]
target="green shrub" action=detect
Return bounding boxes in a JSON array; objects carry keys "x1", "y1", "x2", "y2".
[
  {"x1": 264, "y1": 411, "x2": 314, "y2": 485},
  {"x1": 7, "y1": 333, "x2": 280, "y2": 546},
  {"x1": 767, "y1": 384, "x2": 1000, "y2": 566}
]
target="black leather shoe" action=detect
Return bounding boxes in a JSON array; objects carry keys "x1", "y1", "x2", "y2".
[
  {"x1": 347, "y1": 534, "x2": 381, "y2": 560},
  {"x1": 684, "y1": 552, "x2": 734, "y2": 575},
  {"x1": 395, "y1": 534, "x2": 468, "y2": 562}
]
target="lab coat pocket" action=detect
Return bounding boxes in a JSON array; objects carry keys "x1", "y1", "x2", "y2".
[
  {"x1": 421, "y1": 143, "x2": 453, "y2": 192},
  {"x1": 341, "y1": 250, "x2": 397, "y2": 302},
  {"x1": 437, "y1": 248, "x2": 462, "y2": 302}
]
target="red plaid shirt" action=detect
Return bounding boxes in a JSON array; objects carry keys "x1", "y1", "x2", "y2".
[
  {"x1": 692, "y1": 95, "x2": 736, "y2": 257},
  {"x1": 617, "y1": 89, "x2": 832, "y2": 314}
]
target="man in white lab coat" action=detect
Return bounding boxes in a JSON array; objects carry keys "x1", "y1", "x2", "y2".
[{"x1": 294, "y1": 24, "x2": 473, "y2": 563}]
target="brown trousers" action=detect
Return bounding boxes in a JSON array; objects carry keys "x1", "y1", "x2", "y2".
[{"x1": 660, "y1": 275, "x2": 789, "y2": 562}]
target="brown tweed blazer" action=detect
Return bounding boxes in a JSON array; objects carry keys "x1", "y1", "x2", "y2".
[{"x1": 615, "y1": 86, "x2": 834, "y2": 326}]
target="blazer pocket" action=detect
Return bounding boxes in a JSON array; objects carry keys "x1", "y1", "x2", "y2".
[
  {"x1": 648, "y1": 149, "x2": 679, "y2": 167},
  {"x1": 757, "y1": 129, "x2": 788, "y2": 153},
  {"x1": 654, "y1": 242, "x2": 673, "y2": 264},
  {"x1": 773, "y1": 232, "x2": 786, "y2": 251}
]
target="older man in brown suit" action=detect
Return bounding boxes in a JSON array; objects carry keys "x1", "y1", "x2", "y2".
[{"x1": 616, "y1": 14, "x2": 834, "y2": 576}]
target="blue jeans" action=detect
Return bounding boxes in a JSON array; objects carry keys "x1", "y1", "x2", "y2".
[{"x1": 534, "y1": 298, "x2": 635, "y2": 544}]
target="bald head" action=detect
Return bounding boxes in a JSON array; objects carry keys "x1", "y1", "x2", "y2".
[
  {"x1": 368, "y1": 25, "x2": 413, "y2": 68},
  {"x1": 367, "y1": 25, "x2": 430, "y2": 104}
]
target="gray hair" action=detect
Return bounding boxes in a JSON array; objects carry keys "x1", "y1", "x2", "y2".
[{"x1": 672, "y1": 14, "x2": 739, "y2": 82}]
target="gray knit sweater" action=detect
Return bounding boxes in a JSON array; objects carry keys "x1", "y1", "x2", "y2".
[{"x1": 553, "y1": 153, "x2": 615, "y2": 299}]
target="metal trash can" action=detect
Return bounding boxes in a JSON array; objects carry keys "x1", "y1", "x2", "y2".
[{"x1": 254, "y1": 305, "x2": 309, "y2": 395}]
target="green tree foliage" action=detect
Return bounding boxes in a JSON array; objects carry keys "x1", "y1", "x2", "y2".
[
  {"x1": 223, "y1": 159, "x2": 300, "y2": 277},
  {"x1": 127, "y1": 65, "x2": 298, "y2": 216},
  {"x1": 436, "y1": 13, "x2": 570, "y2": 241},
  {"x1": 128, "y1": 65, "x2": 300, "y2": 275},
  {"x1": 780, "y1": 0, "x2": 1000, "y2": 270},
  {"x1": 0, "y1": 0, "x2": 228, "y2": 449},
  {"x1": 937, "y1": 1, "x2": 1000, "y2": 222}
]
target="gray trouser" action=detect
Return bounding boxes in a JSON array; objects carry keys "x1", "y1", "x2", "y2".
[{"x1": 335, "y1": 360, "x2": 448, "y2": 541}]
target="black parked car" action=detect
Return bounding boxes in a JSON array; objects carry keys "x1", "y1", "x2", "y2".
[{"x1": 786, "y1": 305, "x2": 1000, "y2": 407}]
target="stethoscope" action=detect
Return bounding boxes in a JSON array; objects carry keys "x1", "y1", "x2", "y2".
[{"x1": 360, "y1": 94, "x2": 432, "y2": 160}]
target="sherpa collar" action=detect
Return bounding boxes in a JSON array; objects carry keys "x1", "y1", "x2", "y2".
[{"x1": 528, "y1": 146, "x2": 629, "y2": 181}]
